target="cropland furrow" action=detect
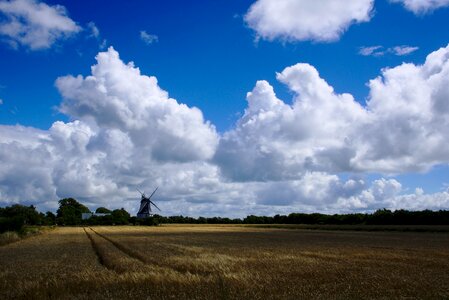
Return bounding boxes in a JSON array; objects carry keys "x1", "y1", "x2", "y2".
[
  {"x1": 83, "y1": 227, "x2": 106, "y2": 268},
  {"x1": 0, "y1": 227, "x2": 109, "y2": 299},
  {"x1": 90, "y1": 227, "x2": 197, "y2": 275},
  {"x1": 85, "y1": 227, "x2": 145, "y2": 273},
  {"x1": 89, "y1": 227, "x2": 148, "y2": 264},
  {"x1": 91, "y1": 227, "x2": 226, "y2": 276}
]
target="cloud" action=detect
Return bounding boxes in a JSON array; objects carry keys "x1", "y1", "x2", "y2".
[
  {"x1": 332, "y1": 178, "x2": 449, "y2": 212},
  {"x1": 244, "y1": 0, "x2": 374, "y2": 42},
  {"x1": 86, "y1": 21, "x2": 99, "y2": 39},
  {"x1": 359, "y1": 45, "x2": 419, "y2": 57},
  {"x1": 214, "y1": 64, "x2": 367, "y2": 181},
  {"x1": 390, "y1": 0, "x2": 449, "y2": 14},
  {"x1": 0, "y1": 98, "x2": 3, "y2": 105},
  {"x1": 140, "y1": 30, "x2": 158, "y2": 45},
  {"x1": 390, "y1": 45, "x2": 419, "y2": 56},
  {"x1": 356, "y1": 45, "x2": 449, "y2": 172},
  {"x1": 2, "y1": 45, "x2": 449, "y2": 216},
  {"x1": 99, "y1": 39, "x2": 107, "y2": 49},
  {"x1": 0, "y1": 0, "x2": 81, "y2": 50},
  {"x1": 56, "y1": 47, "x2": 218, "y2": 162},
  {"x1": 0, "y1": 120, "x2": 236, "y2": 215},
  {"x1": 359, "y1": 46, "x2": 384, "y2": 56},
  {"x1": 1, "y1": 124, "x2": 446, "y2": 215},
  {"x1": 0, "y1": 125, "x2": 56, "y2": 207},
  {"x1": 86, "y1": 21, "x2": 107, "y2": 49},
  {"x1": 216, "y1": 43, "x2": 449, "y2": 180},
  {"x1": 0, "y1": 47, "x2": 219, "y2": 213},
  {"x1": 255, "y1": 175, "x2": 449, "y2": 213}
]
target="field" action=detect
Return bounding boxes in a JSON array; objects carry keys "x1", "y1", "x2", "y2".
[{"x1": 0, "y1": 225, "x2": 448, "y2": 299}]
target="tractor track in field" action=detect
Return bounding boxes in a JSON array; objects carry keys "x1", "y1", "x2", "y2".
[
  {"x1": 84, "y1": 227, "x2": 148, "y2": 273},
  {"x1": 83, "y1": 227, "x2": 212, "y2": 276},
  {"x1": 88, "y1": 227, "x2": 148, "y2": 264},
  {"x1": 85, "y1": 227, "x2": 231, "y2": 277},
  {"x1": 83, "y1": 228, "x2": 107, "y2": 268}
]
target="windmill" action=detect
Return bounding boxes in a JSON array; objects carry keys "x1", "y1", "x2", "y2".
[{"x1": 136, "y1": 187, "x2": 161, "y2": 218}]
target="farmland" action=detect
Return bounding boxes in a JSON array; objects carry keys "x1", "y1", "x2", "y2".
[{"x1": 1, "y1": 225, "x2": 448, "y2": 299}]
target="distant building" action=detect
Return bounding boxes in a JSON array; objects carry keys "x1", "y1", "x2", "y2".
[
  {"x1": 81, "y1": 212, "x2": 111, "y2": 220},
  {"x1": 137, "y1": 187, "x2": 160, "y2": 218}
]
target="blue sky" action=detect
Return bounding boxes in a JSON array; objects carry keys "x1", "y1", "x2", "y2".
[{"x1": 1, "y1": 0, "x2": 449, "y2": 216}]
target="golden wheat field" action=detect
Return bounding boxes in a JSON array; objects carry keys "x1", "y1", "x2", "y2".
[{"x1": 0, "y1": 225, "x2": 448, "y2": 299}]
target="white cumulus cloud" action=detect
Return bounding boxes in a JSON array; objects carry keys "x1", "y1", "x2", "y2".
[
  {"x1": 356, "y1": 44, "x2": 449, "y2": 172},
  {"x1": 2, "y1": 46, "x2": 449, "y2": 216},
  {"x1": 390, "y1": 0, "x2": 449, "y2": 14},
  {"x1": 244, "y1": 0, "x2": 374, "y2": 42},
  {"x1": 216, "y1": 43, "x2": 449, "y2": 180},
  {"x1": 0, "y1": 46, "x2": 219, "y2": 213},
  {"x1": 254, "y1": 174, "x2": 449, "y2": 213},
  {"x1": 56, "y1": 47, "x2": 218, "y2": 162},
  {"x1": 215, "y1": 63, "x2": 367, "y2": 181},
  {"x1": 0, "y1": 0, "x2": 81, "y2": 50}
]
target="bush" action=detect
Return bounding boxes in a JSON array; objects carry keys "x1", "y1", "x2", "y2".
[
  {"x1": 132, "y1": 217, "x2": 159, "y2": 226},
  {"x1": 0, "y1": 231, "x2": 20, "y2": 246},
  {"x1": 0, "y1": 216, "x2": 24, "y2": 233}
]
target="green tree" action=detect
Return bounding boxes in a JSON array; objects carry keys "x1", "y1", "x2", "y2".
[
  {"x1": 111, "y1": 208, "x2": 130, "y2": 225},
  {"x1": 95, "y1": 207, "x2": 112, "y2": 214},
  {"x1": 56, "y1": 198, "x2": 90, "y2": 225},
  {"x1": 0, "y1": 204, "x2": 42, "y2": 225},
  {"x1": 368, "y1": 208, "x2": 394, "y2": 225},
  {"x1": 43, "y1": 212, "x2": 56, "y2": 225}
]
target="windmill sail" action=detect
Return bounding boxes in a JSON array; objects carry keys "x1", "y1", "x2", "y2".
[
  {"x1": 149, "y1": 200, "x2": 161, "y2": 211},
  {"x1": 148, "y1": 187, "x2": 158, "y2": 199},
  {"x1": 137, "y1": 187, "x2": 159, "y2": 218}
]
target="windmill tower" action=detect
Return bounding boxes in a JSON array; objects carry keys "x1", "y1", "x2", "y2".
[{"x1": 137, "y1": 187, "x2": 161, "y2": 218}]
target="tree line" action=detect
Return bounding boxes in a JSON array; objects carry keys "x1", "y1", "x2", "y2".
[
  {"x1": 151, "y1": 209, "x2": 449, "y2": 226},
  {"x1": 0, "y1": 198, "x2": 131, "y2": 232},
  {"x1": 1, "y1": 197, "x2": 449, "y2": 233}
]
